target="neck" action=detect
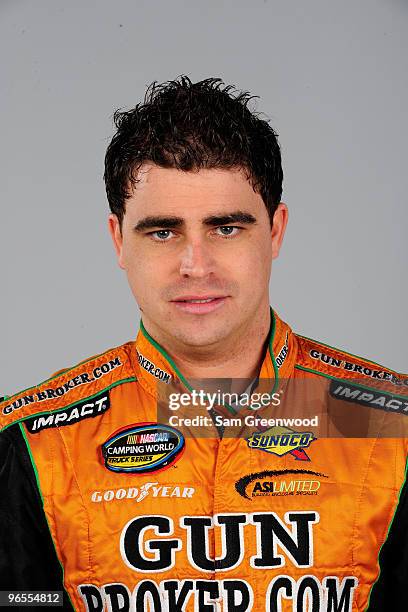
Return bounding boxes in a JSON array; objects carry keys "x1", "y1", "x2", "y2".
[{"x1": 141, "y1": 306, "x2": 272, "y2": 382}]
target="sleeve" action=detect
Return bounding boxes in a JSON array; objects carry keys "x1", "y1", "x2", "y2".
[
  {"x1": 367, "y1": 468, "x2": 408, "y2": 611},
  {"x1": 0, "y1": 423, "x2": 74, "y2": 610}
]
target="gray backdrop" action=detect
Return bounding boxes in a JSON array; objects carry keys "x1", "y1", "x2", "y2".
[{"x1": 1, "y1": 0, "x2": 407, "y2": 396}]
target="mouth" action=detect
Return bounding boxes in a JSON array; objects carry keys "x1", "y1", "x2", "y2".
[{"x1": 170, "y1": 296, "x2": 228, "y2": 314}]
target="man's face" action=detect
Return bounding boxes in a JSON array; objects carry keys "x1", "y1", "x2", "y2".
[{"x1": 109, "y1": 165, "x2": 287, "y2": 350}]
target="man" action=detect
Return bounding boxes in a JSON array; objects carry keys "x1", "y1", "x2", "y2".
[{"x1": 0, "y1": 76, "x2": 407, "y2": 611}]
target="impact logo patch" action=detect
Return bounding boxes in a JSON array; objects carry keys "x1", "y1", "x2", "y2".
[
  {"x1": 246, "y1": 426, "x2": 316, "y2": 461},
  {"x1": 101, "y1": 423, "x2": 185, "y2": 473},
  {"x1": 26, "y1": 391, "x2": 110, "y2": 433},
  {"x1": 329, "y1": 380, "x2": 408, "y2": 414}
]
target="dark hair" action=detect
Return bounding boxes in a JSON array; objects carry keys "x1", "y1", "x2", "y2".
[{"x1": 104, "y1": 76, "x2": 283, "y2": 226}]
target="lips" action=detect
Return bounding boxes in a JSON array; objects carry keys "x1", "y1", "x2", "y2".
[
  {"x1": 173, "y1": 297, "x2": 223, "y2": 303},
  {"x1": 171, "y1": 296, "x2": 228, "y2": 314}
]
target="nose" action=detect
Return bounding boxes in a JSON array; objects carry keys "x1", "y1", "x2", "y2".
[{"x1": 179, "y1": 240, "x2": 215, "y2": 278}]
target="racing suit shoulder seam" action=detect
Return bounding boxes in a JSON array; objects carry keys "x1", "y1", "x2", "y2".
[
  {"x1": 295, "y1": 334, "x2": 404, "y2": 378},
  {"x1": 295, "y1": 333, "x2": 401, "y2": 374},
  {"x1": 0, "y1": 342, "x2": 136, "y2": 431}
]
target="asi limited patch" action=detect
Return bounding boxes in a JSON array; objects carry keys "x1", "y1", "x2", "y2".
[
  {"x1": 235, "y1": 469, "x2": 328, "y2": 500},
  {"x1": 26, "y1": 391, "x2": 110, "y2": 433},
  {"x1": 101, "y1": 423, "x2": 185, "y2": 473}
]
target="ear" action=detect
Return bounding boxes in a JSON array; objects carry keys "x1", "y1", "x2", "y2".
[
  {"x1": 108, "y1": 214, "x2": 125, "y2": 269},
  {"x1": 271, "y1": 203, "x2": 288, "y2": 259}
]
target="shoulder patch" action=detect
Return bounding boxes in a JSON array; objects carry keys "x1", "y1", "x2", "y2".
[
  {"x1": 0, "y1": 343, "x2": 137, "y2": 432},
  {"x1": 295, "y1": 335, "x2": 408, "y2": 391},
  {"x1": 25, "y1": 389, "x2": 112, "y2": 434},
  {"x1": 329, "y1": 378, "x2": 408, "y2": 416}
]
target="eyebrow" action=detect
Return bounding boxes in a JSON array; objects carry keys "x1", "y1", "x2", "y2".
[
  {"x1": 134, "y1": 216, "x2": 184, "y2": 231},
  {"x1": 133, "y1": 211, "x2": 257, "y2": 232},
  {"x1": 203, "y1": 212, "x2": 257, "y2": 226}
]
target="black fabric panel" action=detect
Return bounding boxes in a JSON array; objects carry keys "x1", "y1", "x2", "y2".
[
  {"x1": 0, "y1": 424, "x2": 74, "y2": 610},
  {"x1": 367, "y1": 471, "x2": 408, "y2": 611}
]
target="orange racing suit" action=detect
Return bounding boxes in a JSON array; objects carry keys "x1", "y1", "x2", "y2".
[{"x1": 1, "y1": 309, "x2": 407, "y2": 611}]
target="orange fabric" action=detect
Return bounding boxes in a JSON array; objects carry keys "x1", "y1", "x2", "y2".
[{"x1": 1, "y1": 310, "x2": 407, "y2": 611}]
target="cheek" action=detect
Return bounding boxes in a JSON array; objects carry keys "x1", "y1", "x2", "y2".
[
  {"x1": 253, "y1": 236, "x2": 273, "y2": 272},
  {"x1": 127, "y1": 263, "x2": 152, "y2": 291},
  {"x1": 124, "y1": 250, "x2": 169, "y2": 305},
  {"x1": 122, "y1": 247, "x2": 147, "y2": 295},
  {"x1": 226, "y1": 239, "x2": 272, "y2": 280}
]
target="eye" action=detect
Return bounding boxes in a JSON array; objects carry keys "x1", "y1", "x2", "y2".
[
  {"x1": 215, "y1": 226, "x2": 241, "y2": 237},
  {"x1": 149, "y1": 229, "x2": 175, "y2": 242}
]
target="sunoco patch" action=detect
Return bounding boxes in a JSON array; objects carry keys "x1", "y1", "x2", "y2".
[
  {"x1": 246, "y1": 426, "x2": 316, "y2": 461},
  {"x1": 26, "y1": 391, "x2": 110, "y2": 433},
  {"x1": 101, "y1": 423, "x2": 185, "y2": 473}
]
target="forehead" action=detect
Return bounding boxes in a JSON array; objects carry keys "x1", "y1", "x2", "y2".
[{"x1": 124, "y1": 164, "x2": 264, "y2": 219}]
